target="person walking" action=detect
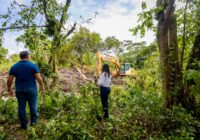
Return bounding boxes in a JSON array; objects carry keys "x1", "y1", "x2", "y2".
[
  {"x1": 98, "y1": 64, "x2": 111, "y2": 119},
  {"x1": 7, "y1": 51, "x2": 45, "y2": 129}
]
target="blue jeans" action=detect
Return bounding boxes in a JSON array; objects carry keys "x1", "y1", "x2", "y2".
[
  {"x1": 100, "y1": 86, "x2": 111, "y2": 118},
  {"x1": 16, "y1": 88, "x2": 38, "y2": 128}
]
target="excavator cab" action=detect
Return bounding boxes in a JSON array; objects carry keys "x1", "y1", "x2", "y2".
[{"x1": 120, "y1": 63, "x2": 130, "y2": 75}]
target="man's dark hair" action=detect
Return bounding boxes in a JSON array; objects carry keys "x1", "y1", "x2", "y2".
[{"x1": 19, "y1": 51, "x2": 29, "y2": 59}]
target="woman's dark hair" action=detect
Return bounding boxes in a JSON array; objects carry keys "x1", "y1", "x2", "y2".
[{"x1": 102, "y1": 64, "x2": 110, "y2": 77}]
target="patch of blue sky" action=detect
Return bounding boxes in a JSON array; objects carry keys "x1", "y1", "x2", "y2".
[
  {"x1": 68, "y1": 0, "x2": 110, "y2": 23},
  {"x1": 121, "y1": 2, "x2": 136, "y2": 11},
  {"x1": 0, "y1": 0, "x2": 11, "y2": 13}
]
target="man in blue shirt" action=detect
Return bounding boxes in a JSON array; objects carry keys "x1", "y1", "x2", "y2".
[{"x1": 7, "y1": 51, "x2": 45, "y2": 129}]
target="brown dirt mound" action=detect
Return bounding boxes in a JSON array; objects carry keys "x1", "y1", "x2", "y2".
[
  {"x1": 0, "y1": 67, "x2": 125, "y2": 95},
  {"x1": 0, "y1": 73, "x2": 7, "y2": 95},
  {"x1": 58, "y1": 68, "x2": 93, "y2": 92}
]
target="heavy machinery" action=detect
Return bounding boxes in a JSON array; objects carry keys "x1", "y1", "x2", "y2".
[{"x1": 96, "y1": 50, "x2": 136, "y2": 78}]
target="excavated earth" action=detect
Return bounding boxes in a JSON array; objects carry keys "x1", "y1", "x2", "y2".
[
  {"x1": 0, "y1": 68, "x2": 124, "y2": 96},
  {"x1": 0, "y1": 72, "x2": 7, "y2": 95}
]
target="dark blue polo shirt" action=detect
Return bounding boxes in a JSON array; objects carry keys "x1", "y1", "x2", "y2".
[{"x1": 9, "y1": 60, "x2": 39, "y2": 90}]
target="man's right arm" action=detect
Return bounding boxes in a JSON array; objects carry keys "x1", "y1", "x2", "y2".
[
  {"x1": 35, "y1": 73, "x2": 45, "y2": 96},
  {"x1": 7, "y1": 75, "x2": 14, "y2": 96}
]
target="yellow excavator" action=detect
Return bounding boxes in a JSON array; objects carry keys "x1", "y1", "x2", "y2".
[{"x1": 96, "y1": 50, "x2": 136, "y2": 78}]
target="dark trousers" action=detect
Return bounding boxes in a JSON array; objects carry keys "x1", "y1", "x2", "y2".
[
  {"x1": 100, "y1": 86, "x2": 111, "y2": 118},
  {"x1": 16, "y1": 88, "x2": 38, "y2": 128}
]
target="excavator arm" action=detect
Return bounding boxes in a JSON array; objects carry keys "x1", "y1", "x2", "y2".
[{"x1": 96, "y1": 50, "x2": 121, "y2": 76}]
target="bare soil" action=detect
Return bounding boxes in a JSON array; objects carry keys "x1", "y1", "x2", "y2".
[
  {"x1": 58, "y1": 67, "x2": 94, "y2": 92},
  {"x1": 0, "y1": 68, "x2": 124, "y2": 95},
  {"x1": 0, "y1": 72, "x2": 7, "y2": 95}
]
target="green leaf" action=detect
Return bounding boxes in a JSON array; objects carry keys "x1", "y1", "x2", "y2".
[{"x1": 142, "y1": 2, "x2": 147, "y2": 10}]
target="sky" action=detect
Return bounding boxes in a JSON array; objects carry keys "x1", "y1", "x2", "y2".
[{"x1": 0, "y1": 0, "x2": 158, "y2": 55}]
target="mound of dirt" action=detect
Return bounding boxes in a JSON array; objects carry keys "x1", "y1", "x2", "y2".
[
  {"x1": 58, "y1": 68, "x2": 94, "y2": 92},
  {"x1": 0, "y1": 67, "x2": 125, "y2": 95},
  {"x1": 57, "y1": 67, "x2": 124, "y2": 92}
]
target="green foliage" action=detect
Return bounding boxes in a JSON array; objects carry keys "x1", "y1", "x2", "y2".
[
  {"x1": 0, "y1": 31, "x2": 3, "y2": 48},
  {"x1": 36, "y1": 58, "x2": 54, "y2": 82},
  {"x1": 142, "y1": 2, "x2": 147, "y2": 10},
  {"x1": 0, "y1": 54, "x2": 20, "y2": 73},
  {"x1": 0, "y1": 31, "x2": 8, "y2": 65},
  {"x1": 129, "y1": 5, "x2": 156, "y2": 37},
  {"x1": 0, "y1": 47, "x2": 8, "y2": 65},
  {"x1": 1, "y1": 0, "x2": 200, "y2": 139},
  {"x1": 120, "y1": 42, "x2": 157, "y2": 69},
  {"x1": 1, "y1": 84, "x2": 199, "y2": 139},
  {"x1": 57, "y1": 42, "x2": 79, "y2": 67},
  {"x1": 0, "y1": 97, "x2": 18, "y2": 129},
  {"x1": 68, "y1": 27, "x2": 102, "y2": 65},
  {"x1": 16, "y1": 28, "x2": 49, "y2": 51},
  {"x1": 186, "y1": 69, "x2": 200, "y2": 97},
  {"x1": 187, "y1": 0, "x2": 200, "y2": 35},
  {"x1": 104, "y1": 36, "x2": 121, "y2": 50}
]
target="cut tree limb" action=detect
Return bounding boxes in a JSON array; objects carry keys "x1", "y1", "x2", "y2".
[{"x1": 63, "y1": 23, "x2": 77, "y2": 39}]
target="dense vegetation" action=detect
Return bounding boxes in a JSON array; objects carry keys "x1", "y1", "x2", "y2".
[
  {"x1": 1, "y1": 0, "x2": 200, "y2": 139},
  {"x1": 1, "y1": 84, "x2": 199, "y2": 139}
]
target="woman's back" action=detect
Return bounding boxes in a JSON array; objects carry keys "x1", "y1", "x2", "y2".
[{"x1": 98, "y1": 72, "x2": 111, "y2": 87}]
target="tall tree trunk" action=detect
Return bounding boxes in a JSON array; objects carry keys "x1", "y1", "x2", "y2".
[
  {"x1": 168, "y1": 11, "x2": 183, "y2": 106},
  {"x1": 156, "y1": 0, "x2": 183, "y2": 108},
  {"x1": 157, "y1": 20, "x2": 170, "y2": 107}
]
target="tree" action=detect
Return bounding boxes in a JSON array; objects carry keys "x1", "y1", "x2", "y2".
[
  {"x1": 104, "y1": 36, "x2": 121, "y2": 50},
  {"x1": 69, "y1": 27, "x2": 102, "y2": 65},
  {"x1": 130, "y1": 0, "x2": 200, "y2": 109},
  {"x1": 122, "y1": 42, "x2": 157, "y2": 69},
  {"x1": 156, "y1": 0, "x2": 182, "y2": 107},
  {"x1": 131, "y1": 0, "x2": 184, "y2": 107},
  {"x1": 0, "y1": 0, "x2": 76, "y2": 86}
]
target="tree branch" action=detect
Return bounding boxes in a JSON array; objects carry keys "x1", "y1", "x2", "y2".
[
  {"x1": 58, "y1": 0, "x2": 71, "y2": 32},
  {"x1": 27, "y1": 0, "x2": 37, "y2": 28},
  {"x1": 63, "y1": 22, "x2": 76, "y2": 39},
  {"x1": 181, "y1": 0, "x2": 190, "y2": 72},
  {"x1": 42, "y1": 0, "x2": 50, "y2": 23},
  {"x1": 0, "y1": 25, "x2": 47, "y2": 31},
  {"x1": 14, "y1": 1, "x2": 29, "y2": 10}
]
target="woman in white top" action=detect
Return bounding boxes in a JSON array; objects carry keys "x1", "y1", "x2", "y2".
[{"x1": 98, "y1": 64, "x2": 111, "y2": 118}]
